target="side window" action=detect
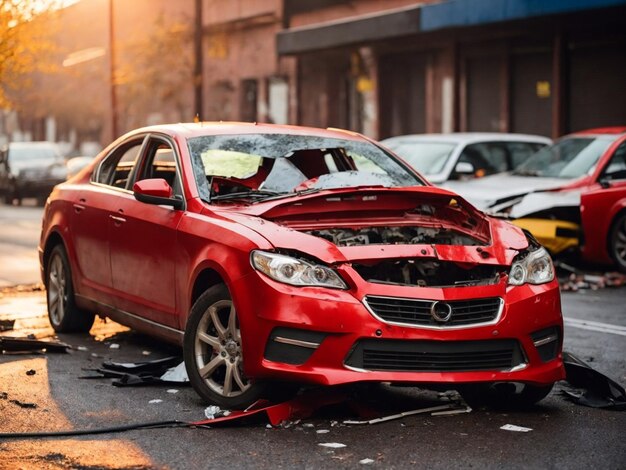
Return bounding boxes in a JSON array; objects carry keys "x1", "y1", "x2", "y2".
[
  {"x1": 96, "y1": 140, "x2": 143, "y2": 189},
  {"x1": 136, "y1": 139, "x2": 181, "y2": 195},
  {"x1": 601, "y1": 142, "x2": 626, "y2": 181},
  {"x1": 458, "y1": 143, "x2": 500, "y2": 177}
]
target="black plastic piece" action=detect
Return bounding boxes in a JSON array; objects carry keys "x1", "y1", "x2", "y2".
[
  {"x1": 264, "y1": 327, "x2": 327, "y2": 365},
  {"x1": 531, "y1": 327, "x2": 560, "y2": 362}
]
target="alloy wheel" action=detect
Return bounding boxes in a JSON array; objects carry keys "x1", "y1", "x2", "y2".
[
  {"x1": 614, "y1": 217, "x2": 626, "y2": 264},
  {"x1": 47, "y1": 252, "x2": 67, "y2": 326},
  {"x1": 194, "y1": 299, "x2": 250, "y2": 398}
]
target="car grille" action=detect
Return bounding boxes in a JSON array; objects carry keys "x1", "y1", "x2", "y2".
[
  {"x1": 345, "y1": 339, "x2": 524, "y2": 372},
  {"x1": 364, "y1": 296, "x2": 502, "y2": 328}
]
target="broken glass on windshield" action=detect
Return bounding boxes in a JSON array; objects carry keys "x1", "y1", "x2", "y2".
[{"x1": 187, "y1": 134, "x2": 423, "y2": 202}]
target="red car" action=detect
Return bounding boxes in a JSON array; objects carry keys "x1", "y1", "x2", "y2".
[
  {"x1": 39, "y1": 123, "x2": 564, "y2": 409},
  {"x1": 444, "y1": 128, "x2": 626, "y2": 268}
]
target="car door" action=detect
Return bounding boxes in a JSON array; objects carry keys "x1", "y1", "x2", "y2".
[
  {"x1": 109, "y1": 135, "x2": 184, "y2": 328},
  {"x1": 580, "y1": 139, "x2": 626, "y2": 263},
  {"x1": 71, "y1": 137, "x2": 146, "y2": 300}
]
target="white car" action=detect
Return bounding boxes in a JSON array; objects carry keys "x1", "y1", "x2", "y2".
[{"x1": 382, "y1": 133, "x2": 551, "y2": 185}]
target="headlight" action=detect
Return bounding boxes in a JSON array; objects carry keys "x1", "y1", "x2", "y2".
[
  {"x1": 251, "y1": 250, "x2": 347, "y2": 289},
  {"x1": 508, "y1": 247, "x2": 554, "y2": 286}
]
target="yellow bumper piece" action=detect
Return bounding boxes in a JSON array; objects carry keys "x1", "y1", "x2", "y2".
[{"x1": 512, "y1": 218, "x2": 580, "y2": 255}]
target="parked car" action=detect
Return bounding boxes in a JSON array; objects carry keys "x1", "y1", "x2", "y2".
[
  {"x1": 40, "y1": 123, "x2": 564, "y2": 409},
  {"x1": 579, "y1": 161, "x2": 626, "y2": 272},
  {"x1": 0, "y1": 141, "x2": 67, "y2": 205},
  {"x1": 445, "y1": 128, "x2": 626, "y2": 263},
  {"x1": 381, "y1": 133, "x2": 550, "y2": 184}
]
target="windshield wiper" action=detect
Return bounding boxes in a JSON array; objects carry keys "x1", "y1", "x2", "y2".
[
  {"x1": 210, "y1": 189, "x2": 281, "y2": 202},
  {"x1": 513, "y1": 169, "x2": 542, "y2": 176}
]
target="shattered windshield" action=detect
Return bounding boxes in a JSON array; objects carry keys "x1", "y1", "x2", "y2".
[
  {"x1": 383, "y1": 140, "x2": 457, "y2": 175},
  {"x1": 188, "y1": 133, "x2": 423, "y2": 202},
  {"x1": 513, "y1": 137, "x2": 615, "y2": 178}
]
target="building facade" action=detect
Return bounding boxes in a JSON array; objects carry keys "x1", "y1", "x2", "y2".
[{"x1": 277, "y1": 0, "x2": 626, "y2": 139}]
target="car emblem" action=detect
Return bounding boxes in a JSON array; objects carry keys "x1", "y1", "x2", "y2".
[{"x1": 430, "y1": 301, "x2": 453, "y2": 323}]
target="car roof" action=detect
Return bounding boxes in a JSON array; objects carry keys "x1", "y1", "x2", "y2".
[
  {"x1": 569, "y1": 127, "x2": 626, "y2": 137},
  {"x1": 126, "y1": 122, "x2": 368, "y2": 143},
  {"x1": 381, "y1": 132, "x2": 551, "y2": 145}
]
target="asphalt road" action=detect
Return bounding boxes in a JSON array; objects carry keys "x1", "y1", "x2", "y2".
[{"x1": 0, "y1": 202, "x2": 625, "y2": 469}]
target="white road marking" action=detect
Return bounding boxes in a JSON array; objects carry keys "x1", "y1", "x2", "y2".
[{"x1": 564, "y1": 317, "x2": 626, "y2": 337}]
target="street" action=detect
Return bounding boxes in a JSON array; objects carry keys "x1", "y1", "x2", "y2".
[
  {"x1": 0, "y1": 203, "x2": 42, "y2": 287},
  {"x1": 1, "y1": 202, "x2": 625, "y2": 469}
]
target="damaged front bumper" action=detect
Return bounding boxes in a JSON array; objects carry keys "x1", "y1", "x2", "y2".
[{"x1": 233, "y1": 269, "x2": 565, "y2": 389}]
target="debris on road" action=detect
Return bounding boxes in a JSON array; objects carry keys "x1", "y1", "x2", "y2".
[
  {"x1": 109, "y1": 343, "x2": 120, "y2": 350},
  {"x1": 204, "y1": 406, "x2": 231, "y2": 419},
  {"x1": 562, "y1": 352, "x2": 626, "y2": 411},
  {"x1": 316, "y1": 429, "x2": 330, "y2": 434},
  {"x1": 318, "y1": 443, "x2": 347, "y2": 449},
  {"x1": 557, "y1": 262, "x2": 626, "y2": 292},
  {"x1": 9, "y1": 399, "x2": 38, "y2": 409},
  {"x1": 25, "y1": 369, "x2": 36, "y2": 376},
  {"x1": 500, "y1": 424, "x2": 533, "y2": 432},
  {"x1": 359, "y1": 458, "x2": 375, "y2": 465},
  {"x1": 343, "y1": 404, "x2": 462, "y2": 425},
  {"x1": 167, "y1": 389, "x2": 179, "y2": 394},
  {"x1": 431, "y1": 406, "x2": 472, "y2": 416},
  {"x1": 160, "y1": 361, "x2": 188, "y2": 383},
  {"x1": 0, "y1": 337, "x2": 70, "y2": 354},
  {"x1": 81, "y1": 356, "x2": 189, "y2": 386}
]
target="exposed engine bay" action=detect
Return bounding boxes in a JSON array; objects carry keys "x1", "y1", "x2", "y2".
[
  {"x1": 353, "y1": 259, "x2": 504, "y2": 287},
  {"x1": 306, "y1": 226, "x2": 482, "y2": 247}
]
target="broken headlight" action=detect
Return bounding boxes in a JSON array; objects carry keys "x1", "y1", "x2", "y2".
[
  {"x1": 251, "y1": 251, "x2": 347, "y2": 289},
  {"x1": 508, "y1": 247, "x2": 554, "y2": 286}
]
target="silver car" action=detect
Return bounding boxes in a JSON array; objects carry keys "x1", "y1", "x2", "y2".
[{"x1": 382, "y1": 133, "x2": 551, "y2": 185}]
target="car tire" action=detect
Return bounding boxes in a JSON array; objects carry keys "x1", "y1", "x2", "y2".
[
  {"x1": 609, "y1": 212, "x2": 626, "y2": 273},
  {"x1": 46, "y1": 244, "x2": 95, "y2": 333},
  {"x1": 459, "y1": 382, "x2": 553, "y2": 410},
  {"x1": 183, "y1": 283, "x2": 267, "y2": 409}
]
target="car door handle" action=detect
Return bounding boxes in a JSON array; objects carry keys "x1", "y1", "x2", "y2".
[
  {"x1": 73, "y1": 204, "x2": 85, "y2": 213},
  {"x1": 109, "y1": 215, "x2": 126, "y2": 224}
]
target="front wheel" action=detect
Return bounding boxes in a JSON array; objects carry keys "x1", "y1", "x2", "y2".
[
  {"x1": 183, "y1": 284, "x2": 266, "y2": 409},
  {"x1": 609, "y1": 213, "x2": 626, "y2": 273},
  {"x1": 459, "y1": 382, "x2": 553, "y2": 410},
  {"x1": 46, "y1": 245, "x2": 95, "y2": 333}
]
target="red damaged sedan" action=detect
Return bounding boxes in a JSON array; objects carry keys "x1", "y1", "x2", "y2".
[{"x1": 39, "y1": 123, "x2": 564, "y2": 408}]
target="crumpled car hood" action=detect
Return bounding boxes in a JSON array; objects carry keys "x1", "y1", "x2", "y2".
[
  {"x1": 211, "y1": 187, "x2": 528, "y2": 266},
  {"x1": 443, "y1": 173, "x2": 567, "y2": 209},
  {"x1": 507, "y1": 190, "x2": 582, "y2": 219}
]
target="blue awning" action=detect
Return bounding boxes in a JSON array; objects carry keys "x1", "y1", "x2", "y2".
[
  {"x1": 421, "y1": 0, "x2": 626, "y2": 31},
  {"x1": 277, "y1": 0, "x2": 626, "y2": 55}
]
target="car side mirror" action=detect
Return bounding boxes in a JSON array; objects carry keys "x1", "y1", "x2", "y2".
[
  {"x1": 454, "y1": 161, "x2": 475, "y2": 176},
  {"x1": 133, "y1": 178, "x2": 183, "y2": 209},
  {"x1": 599, "y1": 178, "x2": 612, "y2": 189}
]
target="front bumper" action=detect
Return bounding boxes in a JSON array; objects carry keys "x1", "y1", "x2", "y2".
[{"x1": 232, "y1": 268, "x2": 565, "y2": 388}]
